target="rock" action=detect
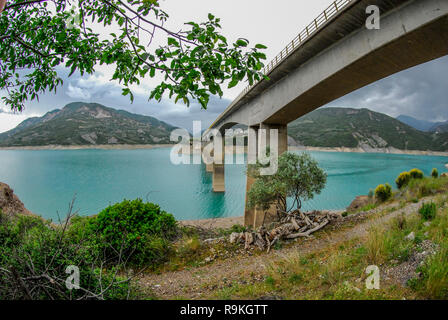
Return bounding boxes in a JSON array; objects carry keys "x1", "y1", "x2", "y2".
[
  {"x1": 424, "y1": 222, "x2": 431, "y2": 227},
  {"x1": 390, "y1": 259, "x2": 399, "y2": 265},
  {"x1": 405, "y1": 232, "x2": 415, "y2": 241},
  {"x1": 203, "y1": 237, "x2": 225, "y2": 243},
  {"x1": 229, "y1": 232, "x2": 243, "y2": 244},
  {"x1": 346, "y1": 196, "x2": 372, "y2": 213},
  {"x1": 0, "y1": 182, "x2": 32, "y2": 218}
]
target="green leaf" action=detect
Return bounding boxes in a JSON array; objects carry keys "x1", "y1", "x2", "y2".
[
  {"x1": 150, "y1": 67, "x2": 156, "y2": 78},
  {"x1": 228, "y1": 78, "x2": 238, "y2": 89},
  {"x1": 167, "y1": 37, "x2": 179, "y2": 47},
  {"x1": 236, "y1": 39, "x2": 248, "y2": 47}
]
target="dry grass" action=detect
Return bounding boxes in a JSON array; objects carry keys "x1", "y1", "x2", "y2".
[{"x1": 211, "y1": 183, "x2": 448, "y2": 300}]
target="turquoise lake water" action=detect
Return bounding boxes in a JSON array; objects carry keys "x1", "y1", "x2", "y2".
[{"x1": 0, "y1": 148, "x2": 446, "y2": 221}]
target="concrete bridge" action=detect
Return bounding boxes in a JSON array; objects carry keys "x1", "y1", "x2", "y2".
[{"x1": 203, "y1": 0, "x2": 448, "y2": 227}]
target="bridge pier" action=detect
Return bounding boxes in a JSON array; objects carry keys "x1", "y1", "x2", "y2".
[
  {"x1": 206, "y1": 149, "x2": 214, "y2": 172},
  {"x1": 206, "y1": 163, "x2": 213, "y2": 172},
  {"x1": 245, "y1": 123, "x2": 288, "y2": 228},
  {"x1": 212, "y1": 140, "x2": 225, "y2": 192},
  {"x1": 244, "y1": 125, "x2": 258, "y2": 227}
]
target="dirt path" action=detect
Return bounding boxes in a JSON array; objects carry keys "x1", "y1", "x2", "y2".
[{"x1": 138, "y1": 199, "x2": 429, "y2": 299}]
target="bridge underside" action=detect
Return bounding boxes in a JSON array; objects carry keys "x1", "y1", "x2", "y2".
[
  {"x1": 204, "y1": 0, "x2": 448, "y2": 227},
  {"x1": 267, "y1": 15, "x2": 448, "y2": 125}
]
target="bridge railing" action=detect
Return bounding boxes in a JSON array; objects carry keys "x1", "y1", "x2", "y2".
[
  {"x1": 262, "y1": 0, "x2": 353, "y2": 76},
  {"x1": 211, "y1": 0, "x2": 354, "y2": 130},
  {"x1": 248, "y1": 0, "x2": 353, "y2": 94}
]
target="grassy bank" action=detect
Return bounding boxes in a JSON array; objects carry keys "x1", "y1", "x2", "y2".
[{"x1": 206, "y1": 177, "x2": 448, "y2": 300}]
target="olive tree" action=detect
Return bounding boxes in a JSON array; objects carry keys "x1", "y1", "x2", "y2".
[
  {"x1": 247, "y1": 152, "x2": 327, "y2": 217},
  {"x1": 0, "y1": 0, "x2": 268, "y2": 111}
]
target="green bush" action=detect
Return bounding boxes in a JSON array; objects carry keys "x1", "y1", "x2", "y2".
[
  {"x1": 88, "y1": 199, "x2": 177, "y2": 266},
  {"x1": 396, "y1": 172, "x2": 411, "y2": 189},
  {"x1": 0, "y1": 212, "x2": 134, "y2": 300},
  {"x1": 375, "y1": 183, "x2": 392, "y2": 202},
  {"x1": 418, "y1": 202, "x2": 437, "y2": 221},
  {"x1": 410, "y1": 168, "x2": 424, "y2": 179},
  {"x1": 432, "y1": 168, "x2": 439, "y2": 179}
]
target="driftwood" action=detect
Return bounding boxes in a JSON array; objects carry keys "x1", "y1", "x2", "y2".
[{"x1": 230, "y1": 210, "x2": 341, "y2": 252}]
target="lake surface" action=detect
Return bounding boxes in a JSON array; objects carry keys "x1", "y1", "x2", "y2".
[{"x1": 0, "y1": 148, "x2": 446, "y2": 221}]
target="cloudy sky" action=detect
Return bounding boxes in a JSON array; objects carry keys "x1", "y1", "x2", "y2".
[{"x1": 1, "y1": 0, "x2": 448, "y2": 133}]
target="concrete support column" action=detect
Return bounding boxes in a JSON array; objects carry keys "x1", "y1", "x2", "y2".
[
  {"x1": 244, "y1": 126, "x2": 258, "y2": 227},
  {"x1": 206, "y1": 163, "x2": 214, "y2": 172},
  {"x1": 212, "y1": 139, "x2": 225, "y2": 192},
  {"x1": 244, "y1": 123, "x2": 288, "y2": 228},
  {"x1": 206, "y1": 148, "x2": 214, "y2": 172}
]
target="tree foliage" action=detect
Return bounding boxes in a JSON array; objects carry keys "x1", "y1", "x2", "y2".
[
  {"x1": 0, "y1": 0, "x2": 268, "y2": 111},
  {"x1": 374, "y1": 183, "x2": 392, "y2": 202},
  {"x1": 247, "y1": 152, "x2": 327, "y2": 215}
]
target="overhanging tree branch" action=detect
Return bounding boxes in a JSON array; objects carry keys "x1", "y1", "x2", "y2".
[{"x1": 0, "y1": 0, "x2": 268, "y2": 111}]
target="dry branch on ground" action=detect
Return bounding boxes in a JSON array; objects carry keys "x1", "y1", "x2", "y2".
[{"x1": 230, "y1": 210, "x2": 342, "y2": 252}]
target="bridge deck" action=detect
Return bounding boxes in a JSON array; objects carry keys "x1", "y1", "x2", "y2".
[{"x1": 208, "y1": 0, "x2": 411, "y2": 132}]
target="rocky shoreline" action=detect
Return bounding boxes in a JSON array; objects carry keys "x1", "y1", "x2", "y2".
[
  {"x1": 1, "y1": 143, "x2": 447, "y2": 157},
  {"x1": 289, "y1": 146, "x2": 448, "y2": 157},
  {"x1": 0, "y1": 144, "x2": 174, "y2": 151}
]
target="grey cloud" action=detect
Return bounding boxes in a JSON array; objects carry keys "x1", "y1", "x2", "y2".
[
  {"x1": 6, "y1": 67, "x2": 232, "y2": 131},
  {"x1": 3, "y1": 54, "x2": 448, "y2": 134},
  {"x1": 326, "y1": 55, "x2": 448, "y2": 122}
]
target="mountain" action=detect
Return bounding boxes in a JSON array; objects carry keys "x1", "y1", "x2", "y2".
[
  {"x1": 0, "y1": 102, "x2": 177, "y2": 146},
  {"x1": 396, "y1": 114, "x2": 448, "y2": 133},
  {"x1": 288, "y1": 108, "x2": 448, "y2": 152},
  {"x1": 429, "y1": 121, "x2": 448, "y2": 133},
  {"x1": 395, "y1": 115, "x2": 443, "y2": 132}
]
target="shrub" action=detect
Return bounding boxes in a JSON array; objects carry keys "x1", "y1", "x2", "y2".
[
  {"x1": 410, "y1": 168, "x2": 424, "y2": 179},
  {"x1": 406, "y1": 177, "x2": 448, "y2": 199},
  {"x1": 89, "y1": 198, "x2": 177, "y2": 266},
  {"x1": 418, "y1": 202, "x2": 437, "y2": 220},
  {"x1": 218, "y1": 224, "x2": 247, "y2": 236},
  {"x1": 396, "y1": 172, "x2": 411, "y2": 189},
  {"x1": 375, "y1": 183, "x2": 392, "y2": 202},
  {"x1": 176, "y1": 236, "x2": 203, "y2": 263},
  {"x1": 0, "y1": 212, "x2": 135, "y2": 300},
  {"x1": 431, "y1": 168, "x2": 439, "y2": 178}
]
